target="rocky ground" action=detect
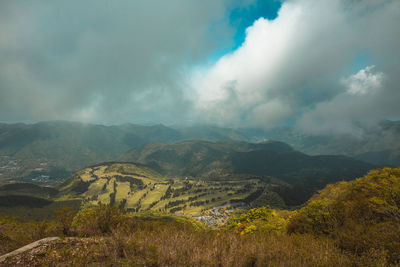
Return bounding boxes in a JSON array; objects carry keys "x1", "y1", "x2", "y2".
[{"x1": 0, "y1": 237, "x2": 109, "y2": 267}]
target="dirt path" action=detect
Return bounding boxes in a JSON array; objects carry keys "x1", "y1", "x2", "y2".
[{"x1": 0, "y1": 237, "x2": 60, "y2": 263}]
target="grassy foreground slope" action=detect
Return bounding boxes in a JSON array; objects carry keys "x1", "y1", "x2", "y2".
[{"x1": 1, "y1": 167, "x2": 399, "y2": 266}]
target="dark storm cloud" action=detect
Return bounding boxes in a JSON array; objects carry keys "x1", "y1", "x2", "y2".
[{"x1": 0, "y1": 0, "x2": 251, "y2": 123}]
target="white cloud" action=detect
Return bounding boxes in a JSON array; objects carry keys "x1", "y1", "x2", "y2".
[
  {"x1": 189, "y1": 0, "x2": 400, "y2": 132},
  {"x1": 343, "y1": 66, "x2": 384, "y2": 95},
  {"x1": 297, "y1": 66, "x2": 386, "y2": 135},
  {"x1": 189, "y1": 2, "x2": 304, "y2": 126}
]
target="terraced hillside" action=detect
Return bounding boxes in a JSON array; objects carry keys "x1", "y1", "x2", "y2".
[
  {"x1": 120, "y1": 140, "x2": 375, "y2": 204},
  {"x1": 0, "y1": 156, "x2": 374, "y2": 220},
  {"x1": 59, "y1": 163, "x2": 283, "y2": 215}
]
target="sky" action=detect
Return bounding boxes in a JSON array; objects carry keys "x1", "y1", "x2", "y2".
[{"x1": 0, "y1": 0, "x2": 399, "y2": 135}]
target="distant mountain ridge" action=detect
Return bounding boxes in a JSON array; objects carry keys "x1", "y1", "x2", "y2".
[
  {"x1": 0, "y1": 121, "x2": 296, "y2": 181},
  {"x1": 120, "y1": 140, "x2": 294, "y2": 177},
  {"x1": 0, "y1": 120, "x2": 397, "y2": 182},
  {"x1": 261, "y1": 120, "x2": 400, "y2": 166},
  {"x1": 0, "y1": 121, "x2": 183, "y2": 181}
]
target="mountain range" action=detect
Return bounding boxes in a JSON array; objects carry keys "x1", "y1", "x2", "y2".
[{"x1": 0, "y1": 120, "x2": 398, "y2": 183}]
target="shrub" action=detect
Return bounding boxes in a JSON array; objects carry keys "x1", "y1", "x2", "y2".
[
  {"x1": 226, "y1": 206, "x2": 286, "y2": 235},
  {"x1": 72, "y1": 203, "x2": 128, "y2": 236},
  {"x1": 54, "y1": 207, "x2": 77, "y2": 236}
]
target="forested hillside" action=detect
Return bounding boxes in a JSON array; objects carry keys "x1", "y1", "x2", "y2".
[
  {"x1": 1, "y1": 120, "x2": 398, "y2": 184},
  {"x1": 120, "y1": 140, "x2": 375, "y2": 204},
  {"x1": 0, "y1": 121, "x2": 182, "y2": 182}
]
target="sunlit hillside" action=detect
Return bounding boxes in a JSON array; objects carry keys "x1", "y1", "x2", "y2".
[{"x1": 58, "y1": 162, "x2": 281, "y2": 215}]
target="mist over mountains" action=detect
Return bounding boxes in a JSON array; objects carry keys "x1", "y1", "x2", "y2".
[
  {"x1": 0, "y1": 120, "x2": 396, "y2": 184},
  {"x1": 261, "y1": 120, "x2": 400, "y2": 166}
]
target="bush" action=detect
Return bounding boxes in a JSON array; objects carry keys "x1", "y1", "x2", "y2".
[
  {"x1": 54, "y1": 207, "x2": 77, "y2": 236},
  {"x1": 226, "y1": 206, "x2": 286, "y2": 235},
  {"x1": 72, "y1": 203, "x2": 129, "y2": 236}
]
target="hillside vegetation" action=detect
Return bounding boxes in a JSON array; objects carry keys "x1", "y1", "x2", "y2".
[
  {"x1": 120, "y1": 140, "x2": 374, "y2": 204},
  {"x1": 1, "y1": 167, "x2": 399, "y2": 266},
  {"x1": 58, "y1": 162, "x2": 282, "y2": 216},
  {"x1": 287, "y1": 167, "x2": 400, "y2": 262},
  {"x1": 0, "y1": 151, "x2": 375, "y2": 222},
  {"x1": 0, "y1": 151, "x2": 375, "y2": 221},
  {"x1": 120, "y1": 140, "x2": 294, "y2": 177},
  {"x1": 0, "y1": 162, "x2": 285, "y2": 220}
]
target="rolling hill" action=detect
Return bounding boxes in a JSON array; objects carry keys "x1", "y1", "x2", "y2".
[
  {"x1": 0, "y1": 162, "x2": 286, "y2": 219},
  {"x1": 120, "y1": 140, "x2": 375, "y2": 204},
  {"x1": 57, "y1": 162, "x2": 284, "y2": 215},
  {"x1": 119, "y1": 140, "x2": 294, "y2": 177}
]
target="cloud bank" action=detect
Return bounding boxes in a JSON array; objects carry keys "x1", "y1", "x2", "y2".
[
  {"x1": 0, "y1": 0, "x2": 399, "y2": 134},
  {"x1": 190, "y1": 0, "x2": 400, "y2": 134},
  {"x1": 0, "y1": 0, "x2": 247, "y2": 124}
]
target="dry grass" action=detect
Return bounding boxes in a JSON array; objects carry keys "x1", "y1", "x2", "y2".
[
  {"x1": 1, "y1": 202, "x2": 393, "y2": 267},
  {"x1": 2, "y1": 221, "x2": 389, "y2": 267}
]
